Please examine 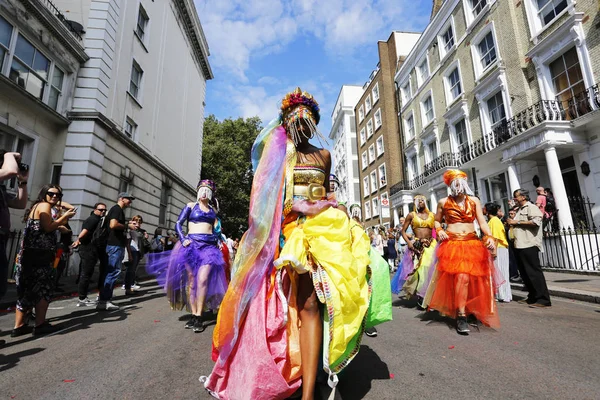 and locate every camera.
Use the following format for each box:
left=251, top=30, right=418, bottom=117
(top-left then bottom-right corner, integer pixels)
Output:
left=18, top=162, right=29, bottom=172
